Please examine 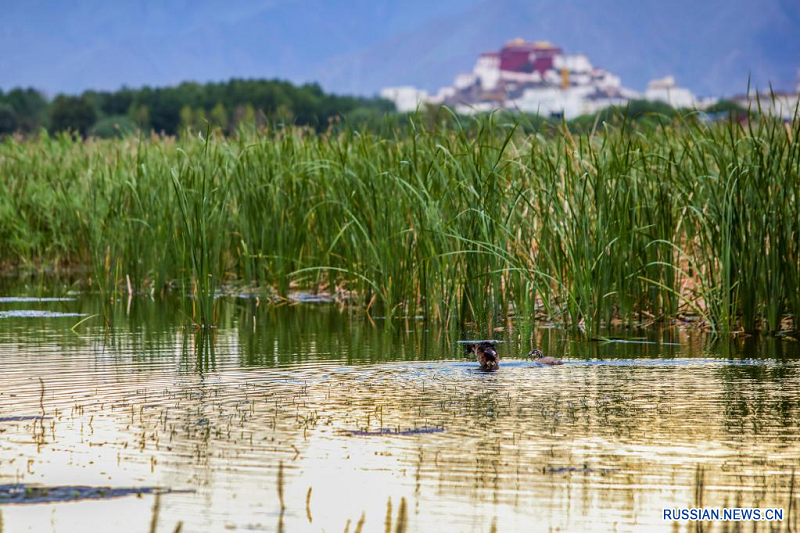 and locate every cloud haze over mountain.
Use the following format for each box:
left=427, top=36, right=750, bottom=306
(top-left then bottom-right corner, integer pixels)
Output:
left=2, top=0, right=798, bottom=97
